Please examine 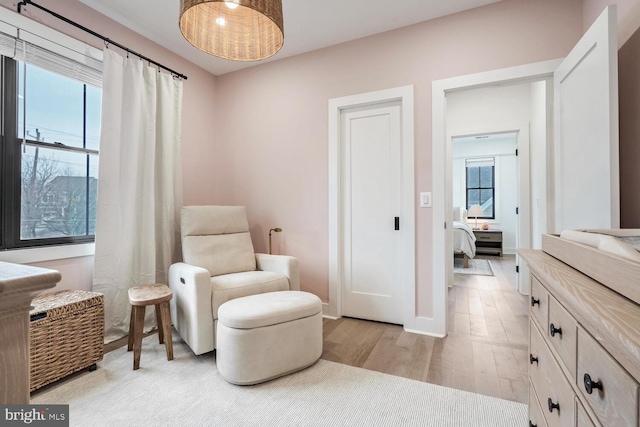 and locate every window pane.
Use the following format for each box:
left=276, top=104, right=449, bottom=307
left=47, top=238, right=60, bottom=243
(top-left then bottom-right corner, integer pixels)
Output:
left=467, top=189, right=480, bottom=209
left=18, top=63, right=84, bottom=148
left=467, top=167, right=479, bottom=188
left=86, top=85, right=101, bottom=151
left=480, top=166, right=493, bottom=187
left=480, top=189, right=494, bottom=217
left=21, top=147, right=95, bottom=239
